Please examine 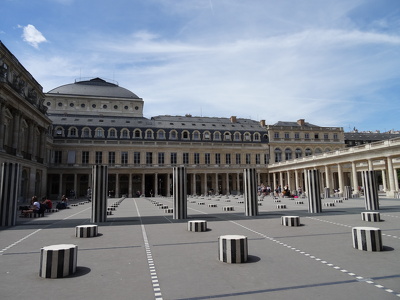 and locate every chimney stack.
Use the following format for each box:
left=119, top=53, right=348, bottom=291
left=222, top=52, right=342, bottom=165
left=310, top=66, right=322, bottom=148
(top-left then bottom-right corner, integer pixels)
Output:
left=260, top=120, right=266, bottom=127
left=297, top=119, right=305, bottom=126
left=230, top=116, right=237, bottom=123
